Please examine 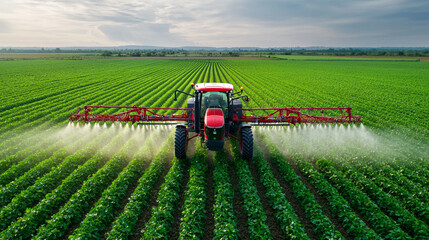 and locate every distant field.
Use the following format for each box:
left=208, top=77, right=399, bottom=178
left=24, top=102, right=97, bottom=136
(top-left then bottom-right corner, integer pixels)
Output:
left=0, top=53, right=100, bottom=60
left=0, top=58, right=427, bottom=239
left=268, top=54, right=425, bottom=61
left=2, top=52, right=427, bottom=61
